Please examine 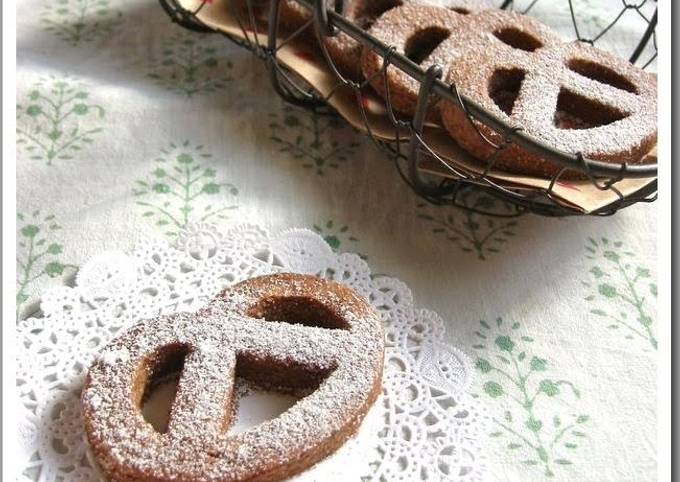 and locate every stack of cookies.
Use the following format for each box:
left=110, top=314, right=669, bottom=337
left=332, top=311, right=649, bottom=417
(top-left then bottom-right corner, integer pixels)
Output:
left=279, top=0, right=657, bottom=178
